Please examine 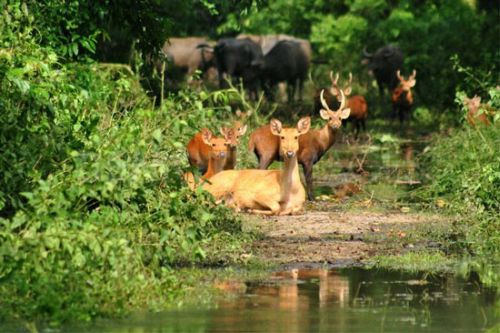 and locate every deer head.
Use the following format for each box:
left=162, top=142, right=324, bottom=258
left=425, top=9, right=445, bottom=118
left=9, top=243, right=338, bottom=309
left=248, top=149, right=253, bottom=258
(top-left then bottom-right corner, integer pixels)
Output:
left=201, top=128, right=229, bottom=159
left=270, top=117, right=311, bottom=159
left=329, top=71, right=352, bottom=97
left=396, top=70, right=416, bottom=91
left=220, top=121, right=247, bottom=148
left=319, top=89, right=351, bottom=129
